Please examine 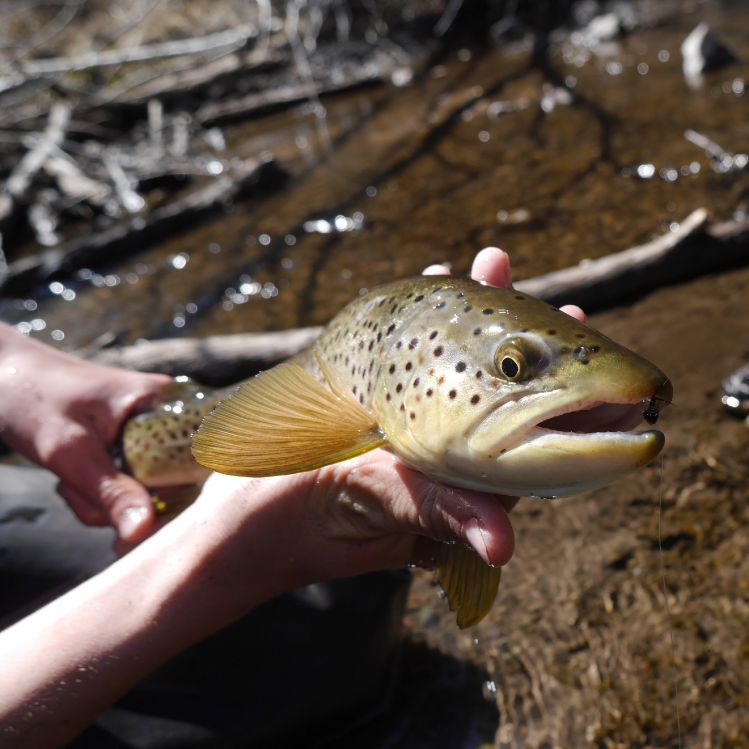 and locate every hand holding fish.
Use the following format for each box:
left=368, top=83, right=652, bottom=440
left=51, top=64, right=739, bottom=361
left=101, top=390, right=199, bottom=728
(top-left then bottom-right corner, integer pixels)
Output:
left=0, top=247, right=670, bottom=748
left=0, top=324, right=171, bottom=542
